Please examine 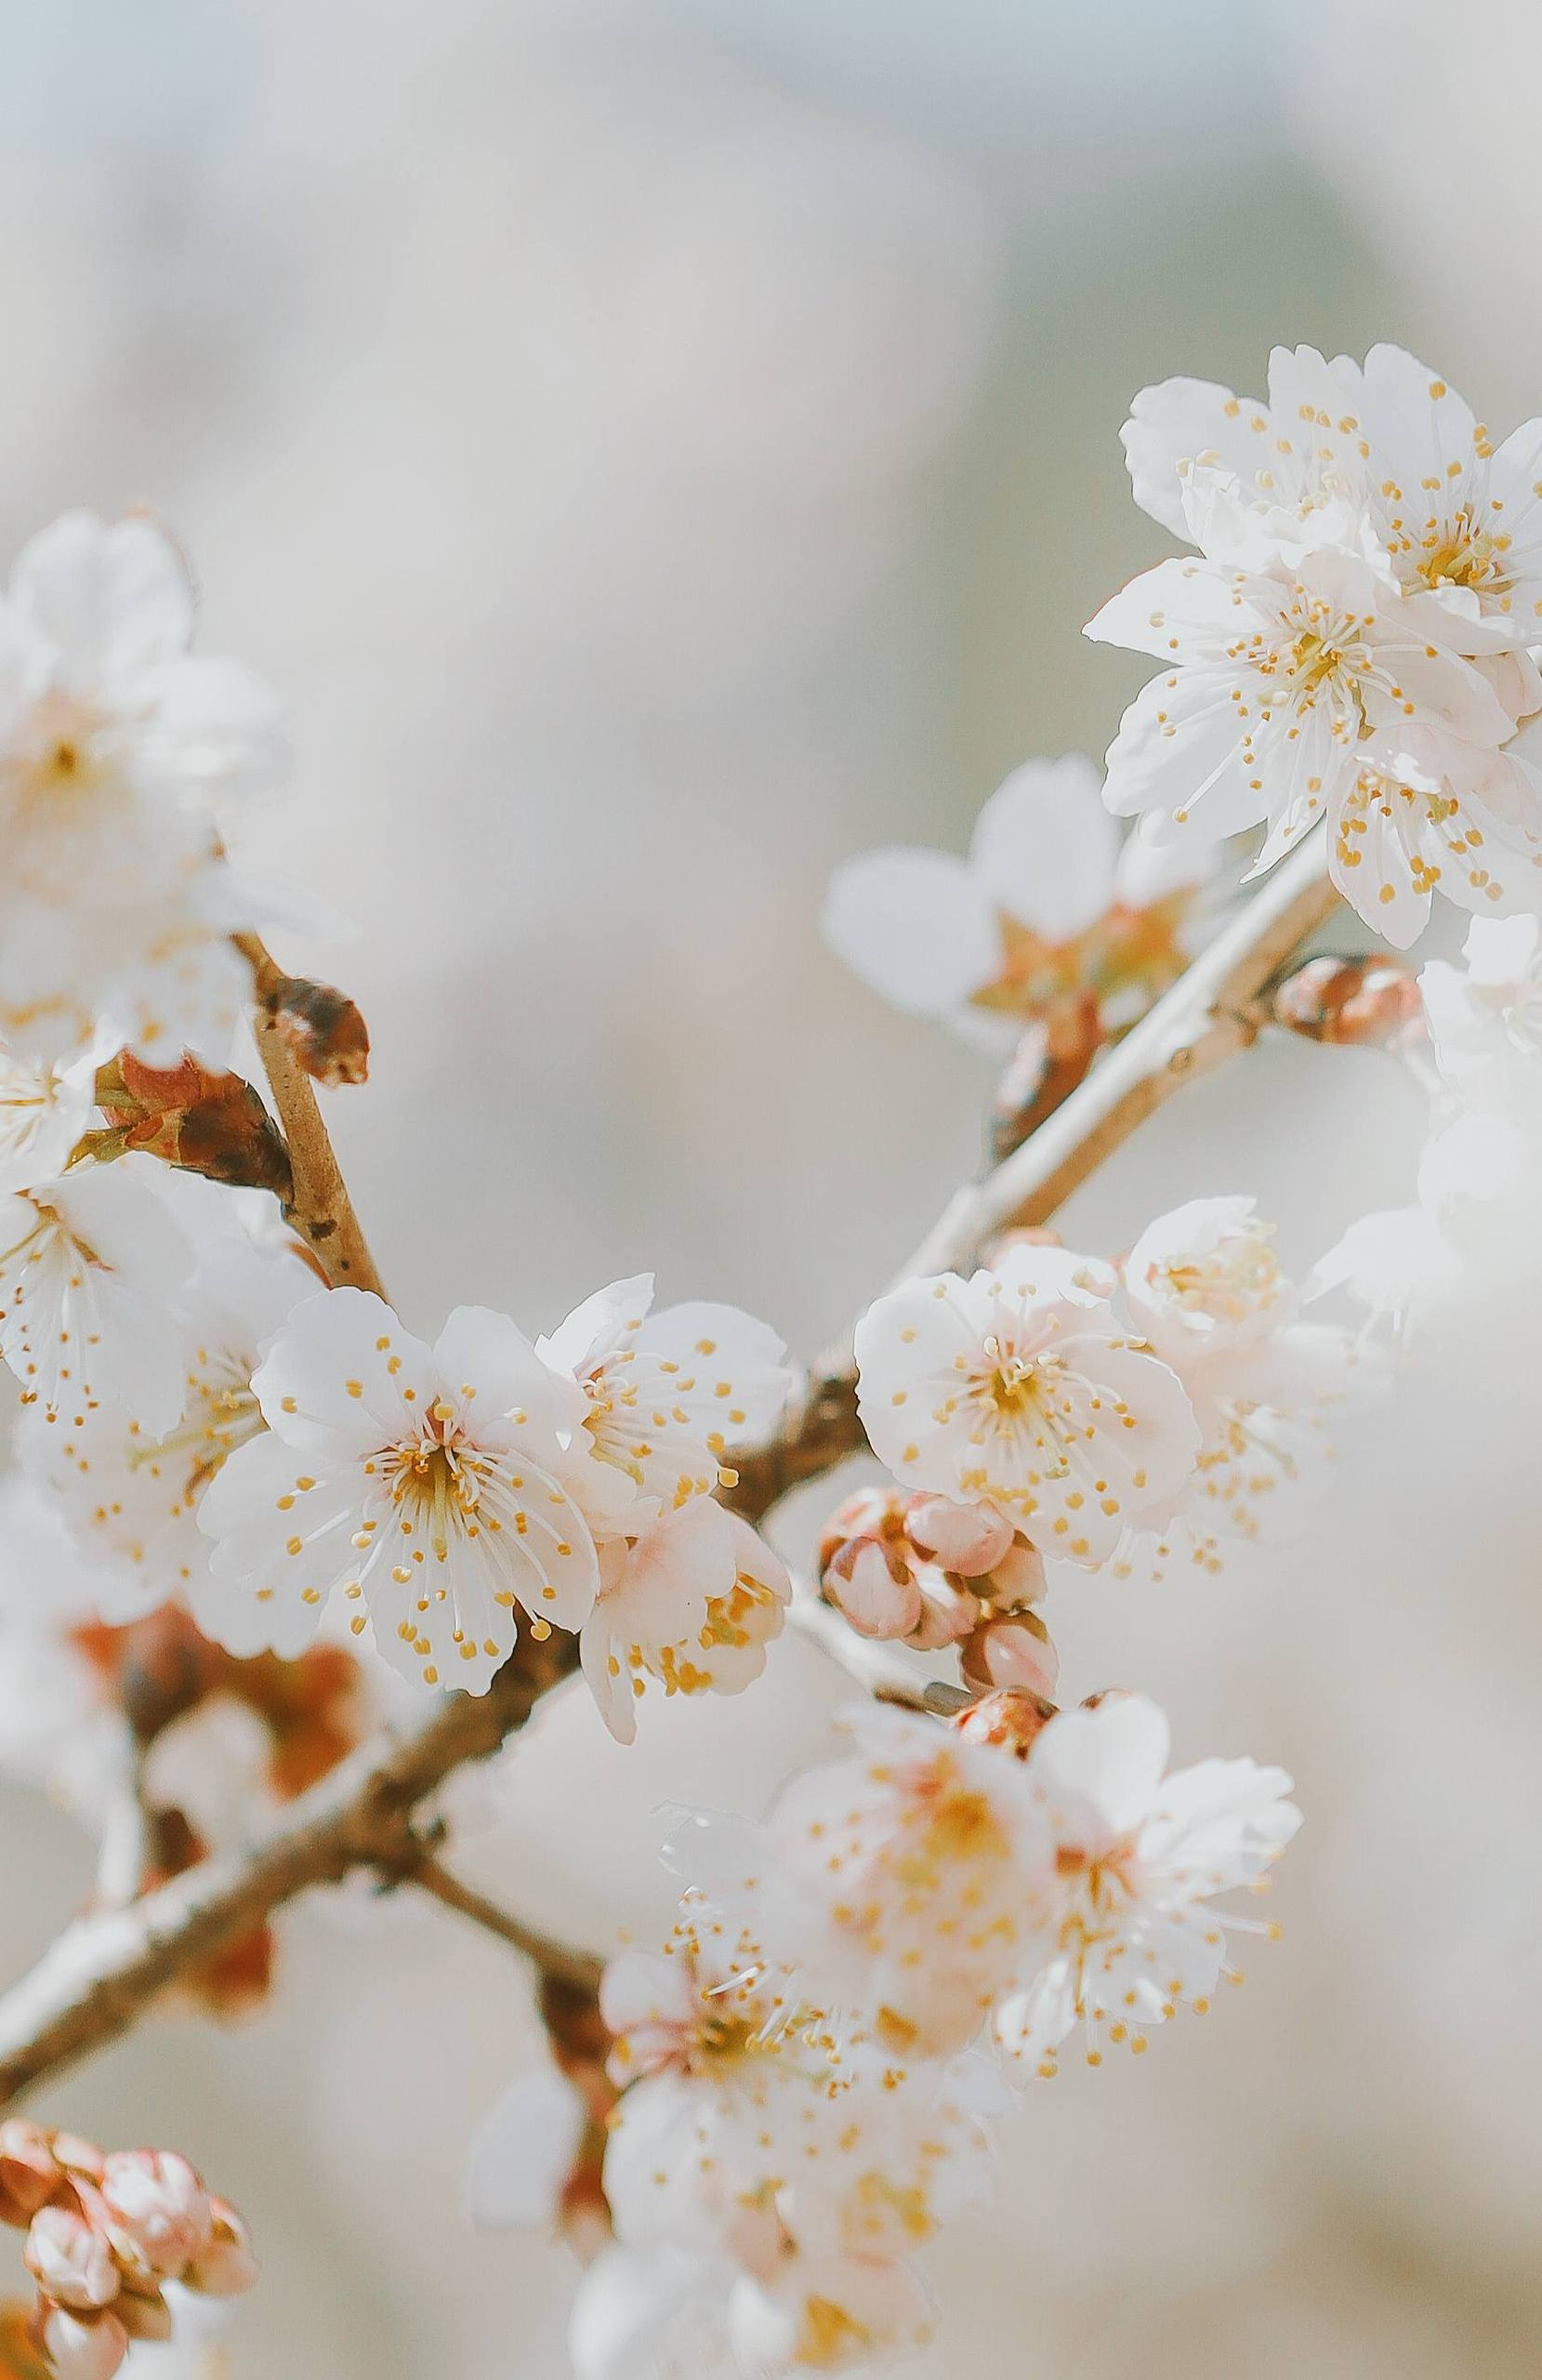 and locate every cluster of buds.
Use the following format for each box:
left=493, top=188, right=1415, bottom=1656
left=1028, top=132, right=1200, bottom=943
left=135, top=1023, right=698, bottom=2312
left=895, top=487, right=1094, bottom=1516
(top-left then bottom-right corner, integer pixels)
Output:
left=0, top=2126, right=254, bottom=2378
left=818, top=1487, right=1058, bottom=1696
